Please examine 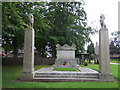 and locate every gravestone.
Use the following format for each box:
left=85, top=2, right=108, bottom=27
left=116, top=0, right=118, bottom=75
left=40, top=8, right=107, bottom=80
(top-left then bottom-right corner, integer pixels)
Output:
left=54, top=44, right=79, bottom=68
left=94, top=42, right=99, bottom=64
left=20, top=14, right=34, bottom=80
left=99, top=14, right=114, bottom=81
